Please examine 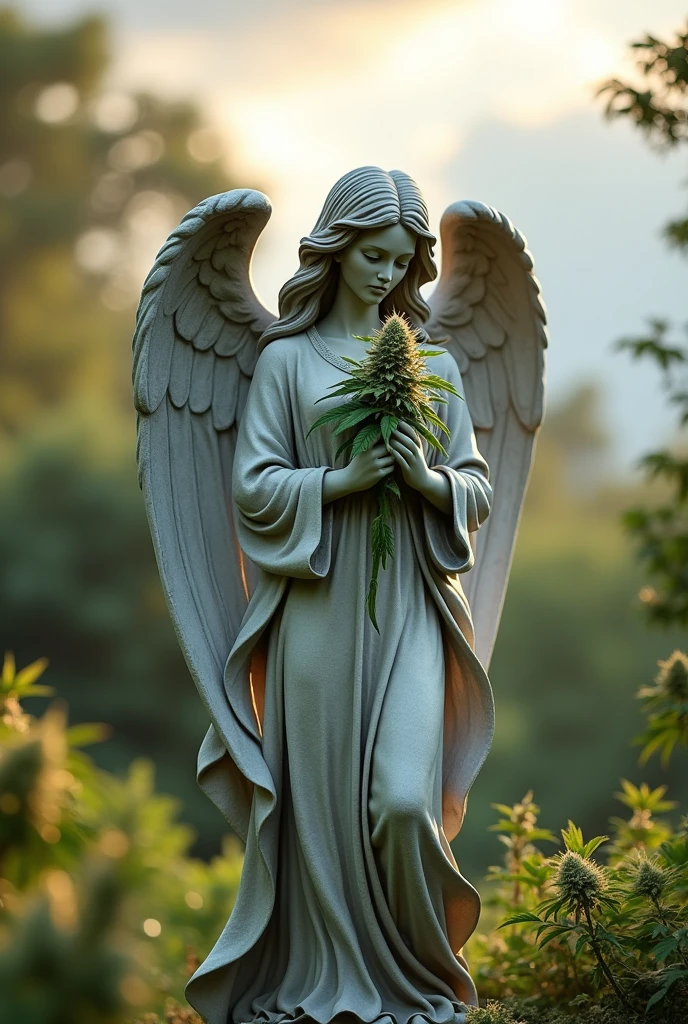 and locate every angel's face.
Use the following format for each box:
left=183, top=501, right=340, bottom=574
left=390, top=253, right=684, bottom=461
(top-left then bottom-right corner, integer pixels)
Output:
left=334, top=222, right=417, bottom=307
